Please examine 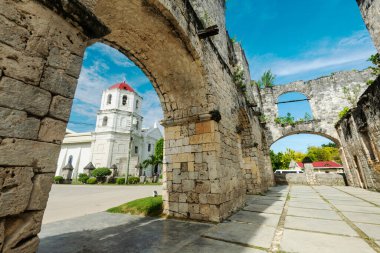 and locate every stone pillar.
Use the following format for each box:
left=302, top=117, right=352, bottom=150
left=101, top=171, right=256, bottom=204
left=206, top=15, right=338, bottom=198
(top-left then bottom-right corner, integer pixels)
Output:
left=162, top=116, right=245, bottom=222
left=0, top=1, right=109, bottom=252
